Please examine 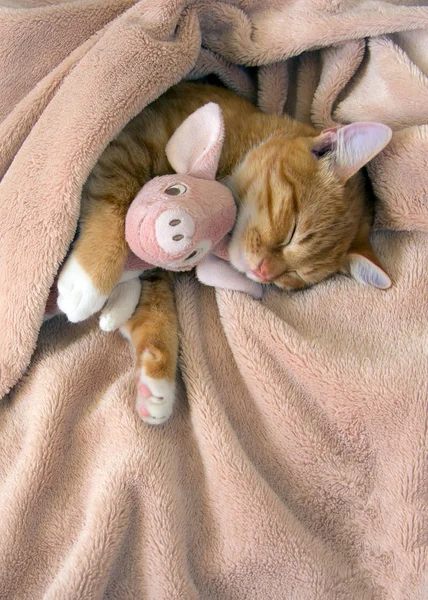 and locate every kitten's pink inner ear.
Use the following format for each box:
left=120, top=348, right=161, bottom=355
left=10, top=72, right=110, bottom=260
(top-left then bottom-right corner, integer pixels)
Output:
left=314, top=122, right=392, bottom=181
left=347, top=253, right=392, bottom=289
left=165, top=102, right=225, bottom=180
